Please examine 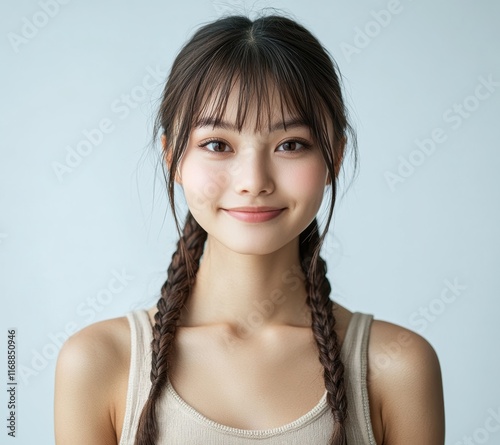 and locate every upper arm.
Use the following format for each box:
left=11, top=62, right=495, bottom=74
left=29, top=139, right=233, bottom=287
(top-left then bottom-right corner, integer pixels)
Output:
left=371, top=322, right=445, bottom=445
left=54, top=324, right=119, bottom=445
